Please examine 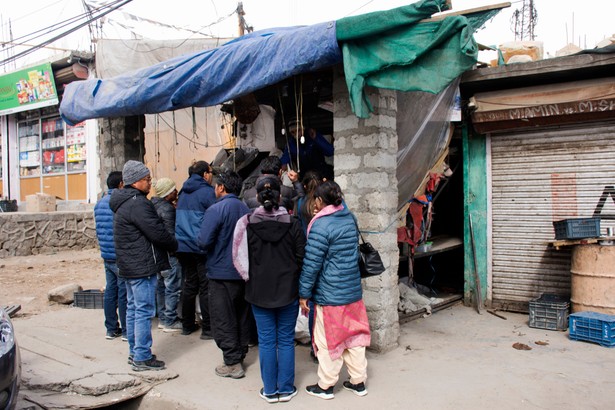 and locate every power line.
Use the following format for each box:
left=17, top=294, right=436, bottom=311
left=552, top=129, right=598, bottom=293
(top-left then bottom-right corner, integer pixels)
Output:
left=0, top=0, right=133, bottom=67
left=6, top=0, right=123, bottom=48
